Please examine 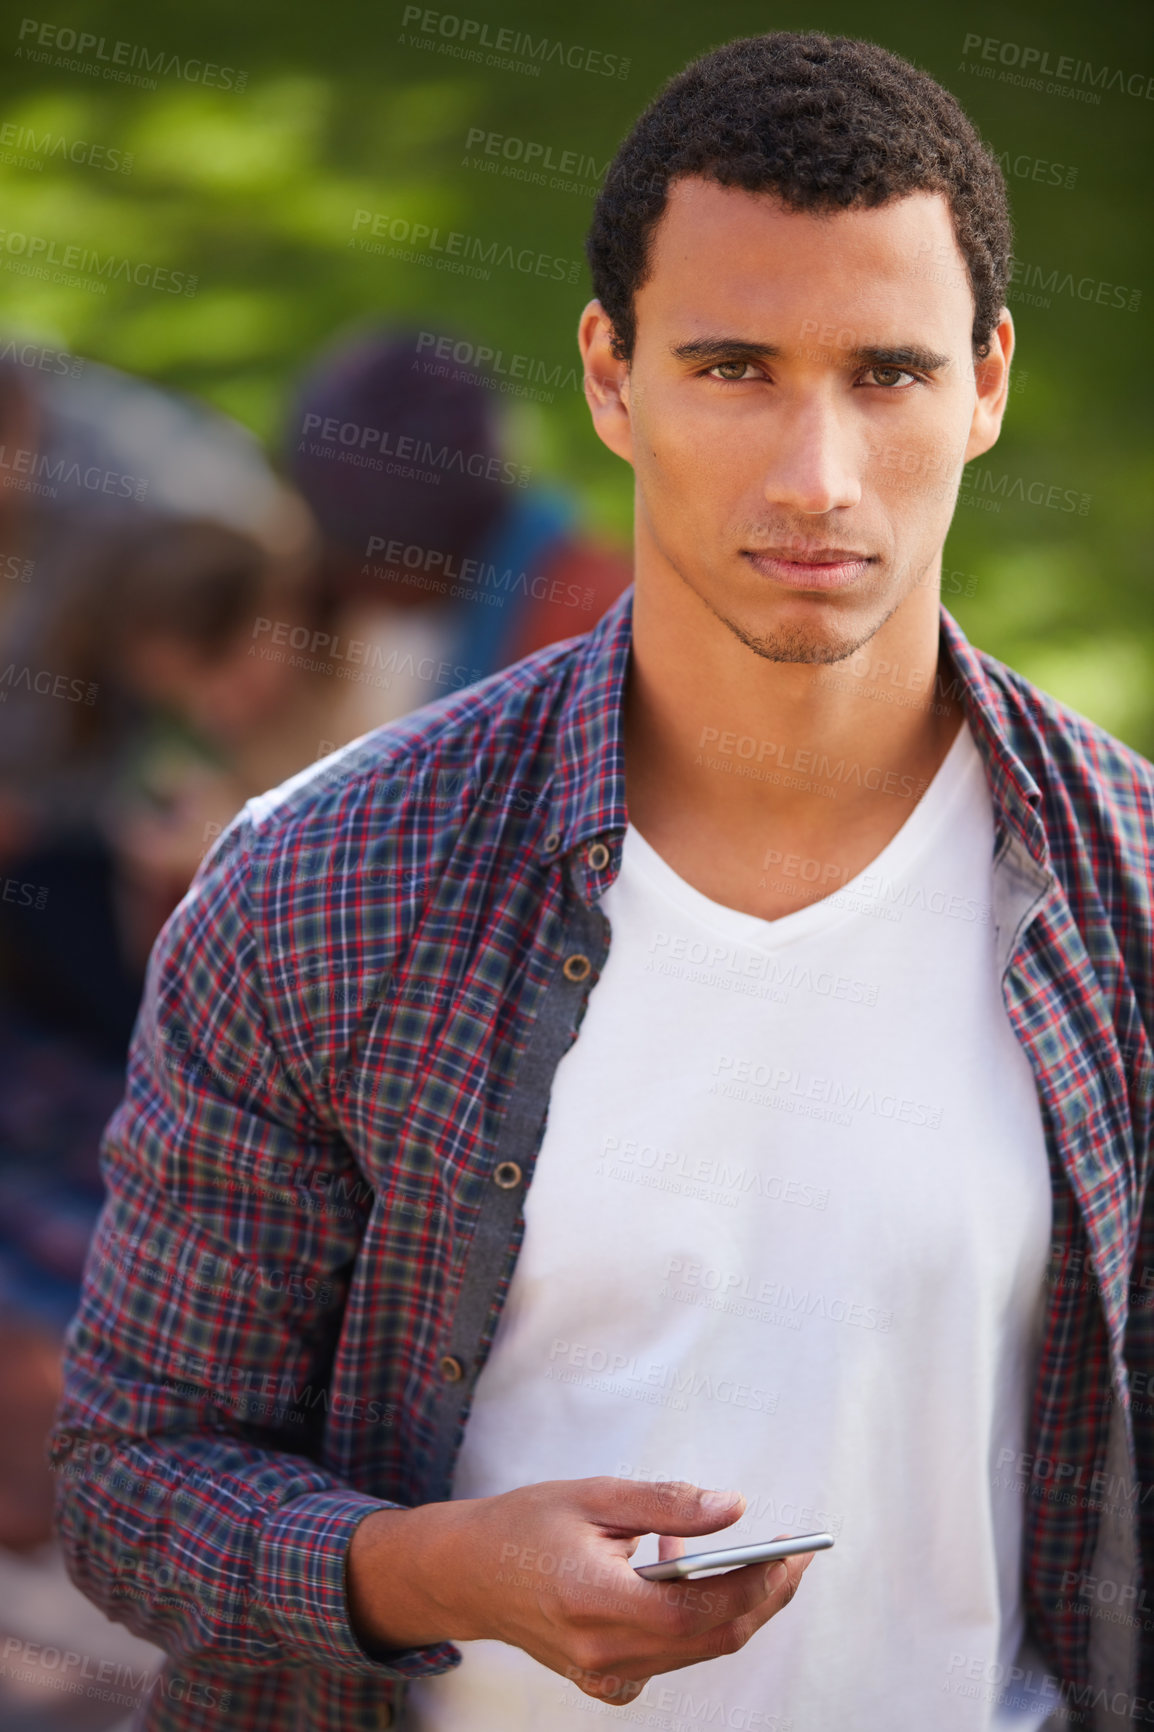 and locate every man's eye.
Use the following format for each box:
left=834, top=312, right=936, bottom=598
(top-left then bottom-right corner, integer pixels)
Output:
left=708, top=360, right=757, bottom=381
left=863, top=366, right=919, bottom=389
